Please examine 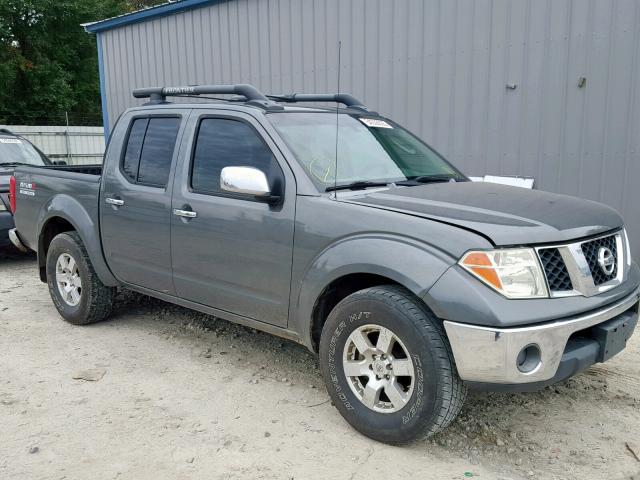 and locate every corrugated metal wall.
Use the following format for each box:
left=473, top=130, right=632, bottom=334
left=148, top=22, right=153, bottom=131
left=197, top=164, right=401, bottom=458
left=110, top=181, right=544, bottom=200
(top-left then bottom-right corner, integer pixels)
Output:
left=98, top=0, right=640, bottom=258
left=0, top=125, right=105, bottom=165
